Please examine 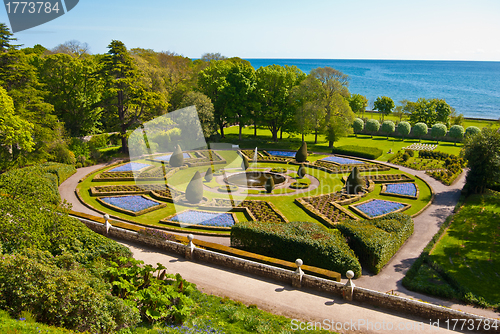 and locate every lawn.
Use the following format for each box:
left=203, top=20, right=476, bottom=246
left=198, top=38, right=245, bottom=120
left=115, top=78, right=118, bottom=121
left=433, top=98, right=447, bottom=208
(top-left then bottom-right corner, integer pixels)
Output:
left=429, top=191, right=500, bottom=305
